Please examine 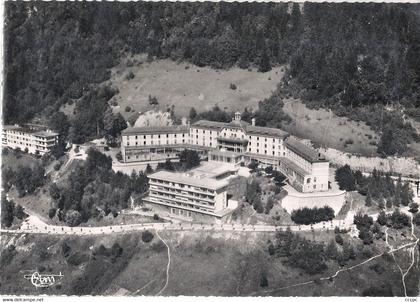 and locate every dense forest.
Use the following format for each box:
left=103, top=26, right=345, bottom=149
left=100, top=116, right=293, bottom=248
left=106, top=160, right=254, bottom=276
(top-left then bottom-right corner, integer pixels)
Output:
left=4, top=2, right=420, bottom=154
